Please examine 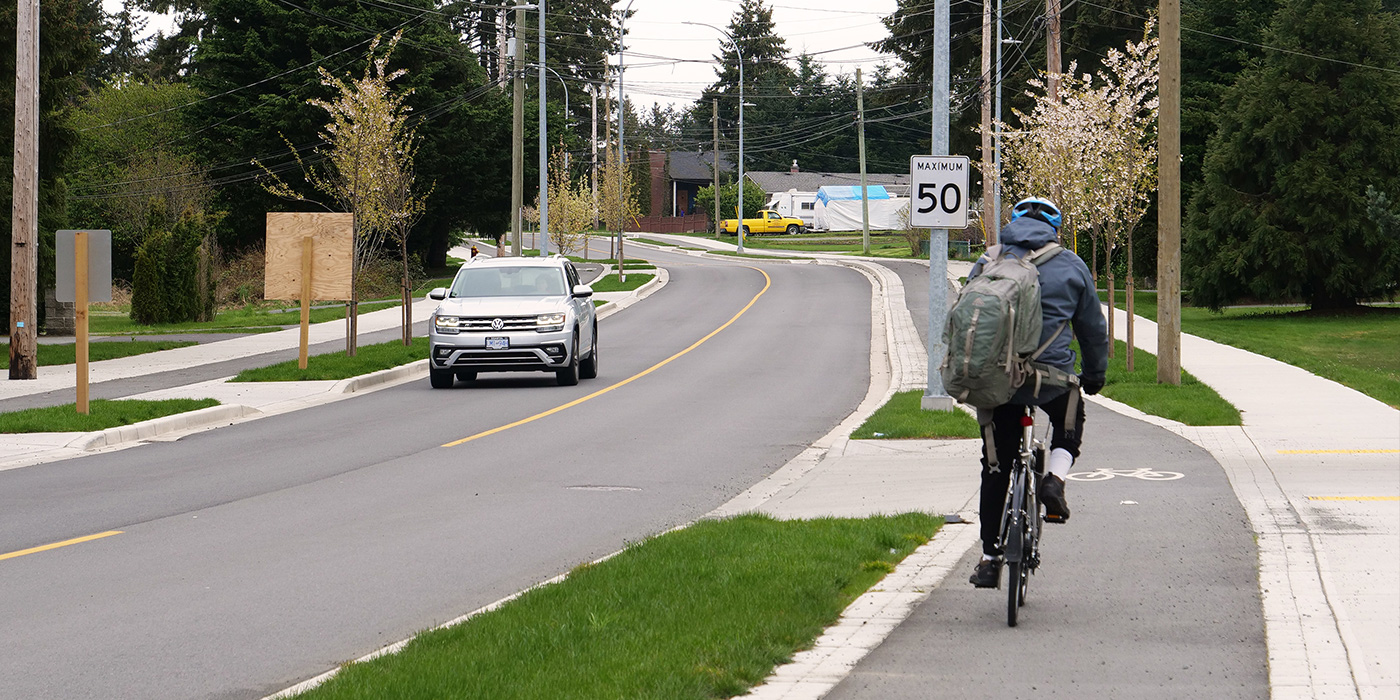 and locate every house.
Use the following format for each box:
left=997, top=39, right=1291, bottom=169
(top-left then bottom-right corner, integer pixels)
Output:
left=666, top=150, right=734, bottom=217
